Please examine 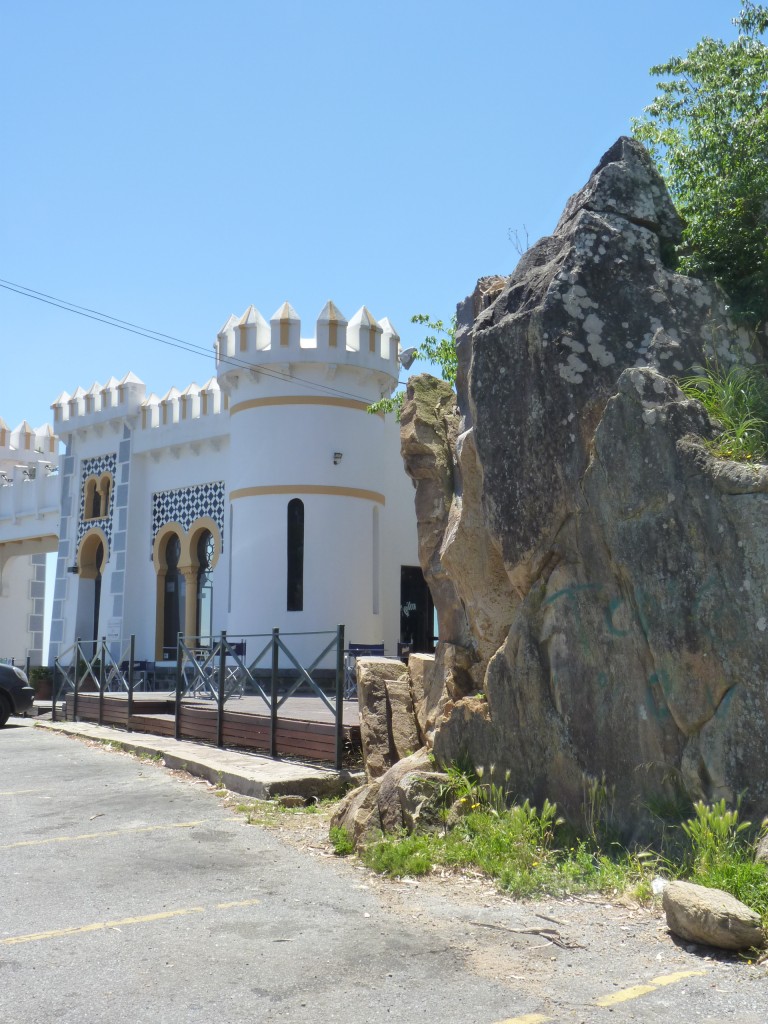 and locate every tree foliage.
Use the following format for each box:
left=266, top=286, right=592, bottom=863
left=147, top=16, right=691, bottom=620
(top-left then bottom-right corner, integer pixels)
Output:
left=632, top=3, right=768, bottom=325
left=368, top=313, right=457, bottom=417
